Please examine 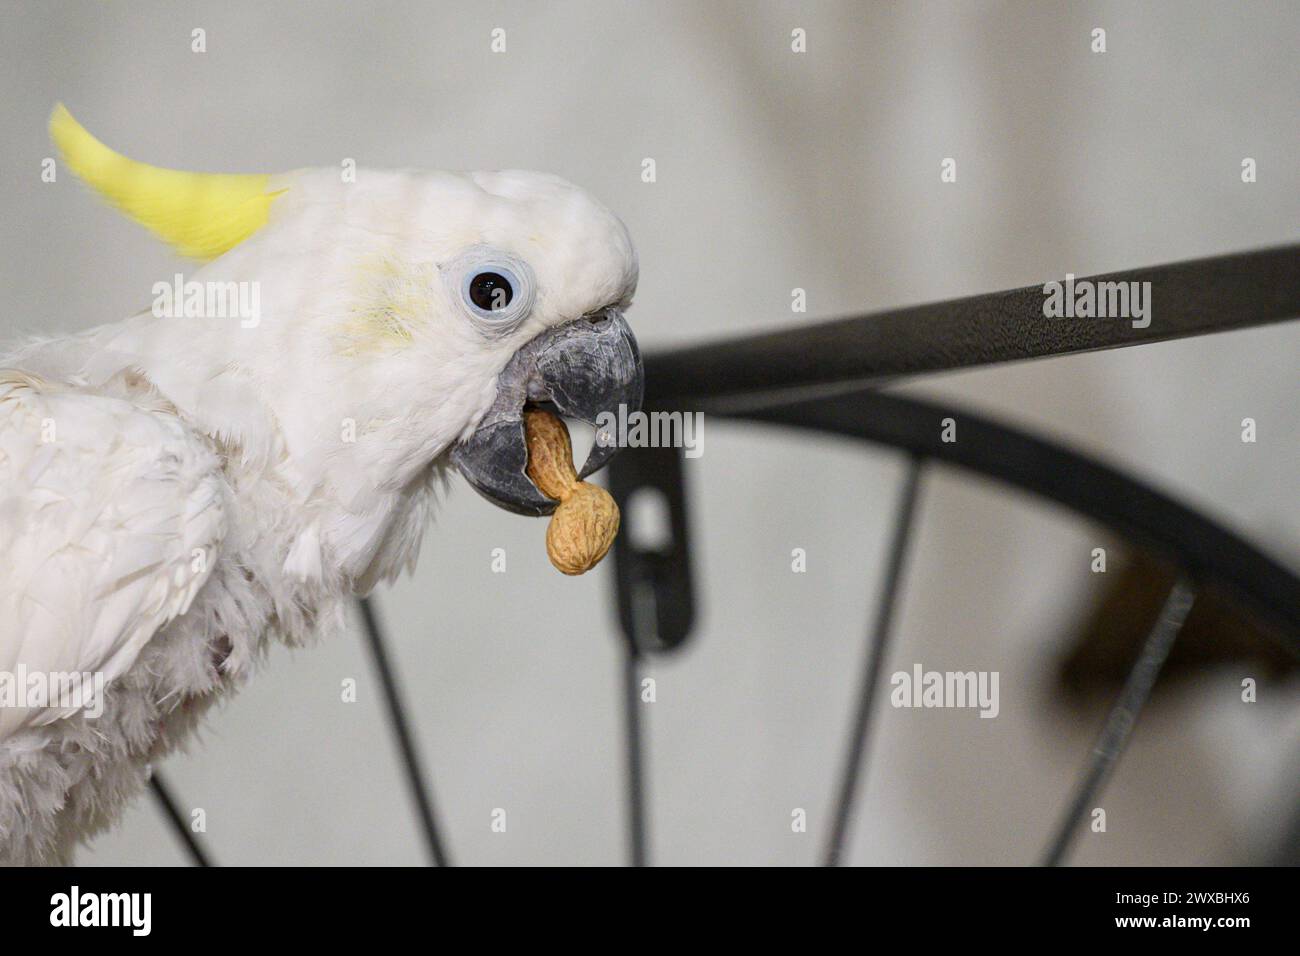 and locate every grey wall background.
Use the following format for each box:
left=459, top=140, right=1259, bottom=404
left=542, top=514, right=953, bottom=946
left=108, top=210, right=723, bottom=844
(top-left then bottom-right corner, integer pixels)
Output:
left=1, top=0, right=1296, bottom=865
